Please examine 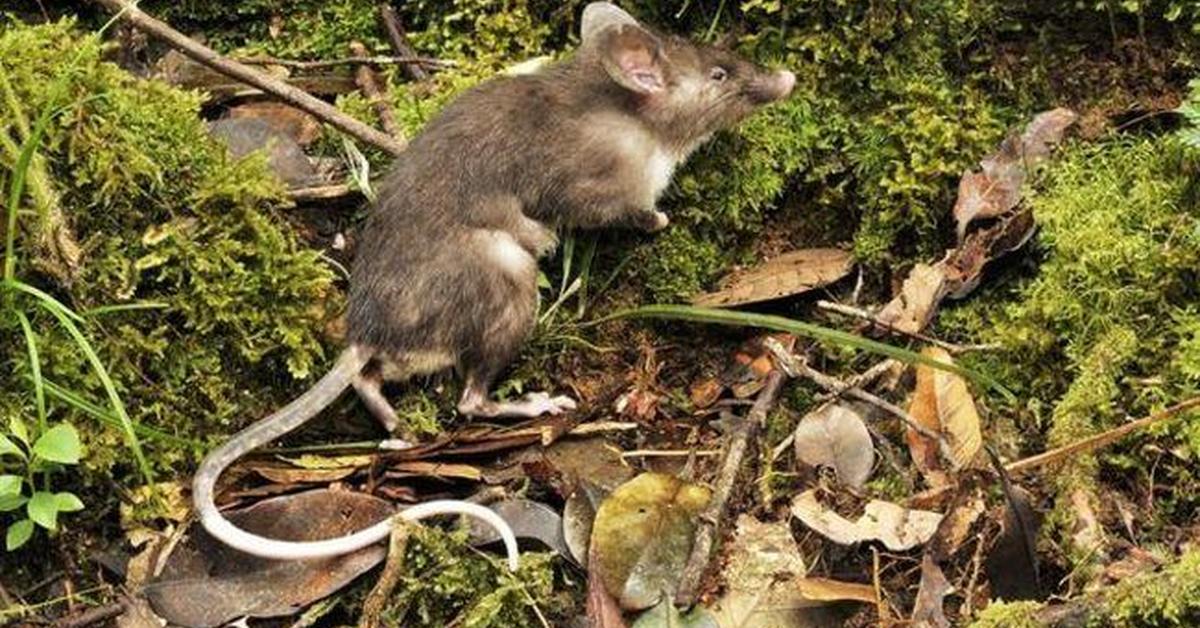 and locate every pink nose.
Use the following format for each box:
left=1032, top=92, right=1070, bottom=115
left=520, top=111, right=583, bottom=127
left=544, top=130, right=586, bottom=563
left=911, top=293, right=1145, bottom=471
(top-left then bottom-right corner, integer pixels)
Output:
left=776, top=70, right=796, bottom=98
